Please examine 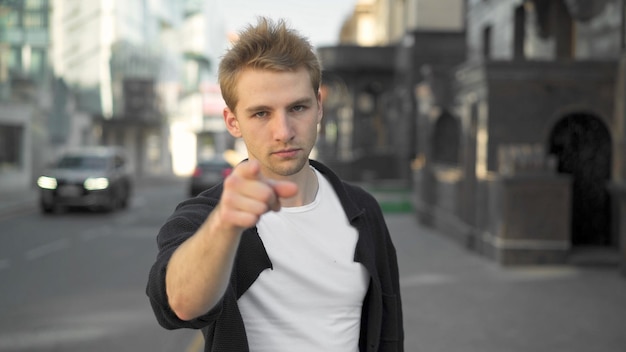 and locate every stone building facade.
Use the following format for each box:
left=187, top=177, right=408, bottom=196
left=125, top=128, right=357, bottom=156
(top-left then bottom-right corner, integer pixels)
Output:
left=316, top=46, right=398, bottom=182
left=317, top=0, right=465, bottom=183
left=411, top=0, right=626, bottom=267
left=320, top=0, right=626, bottom=270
